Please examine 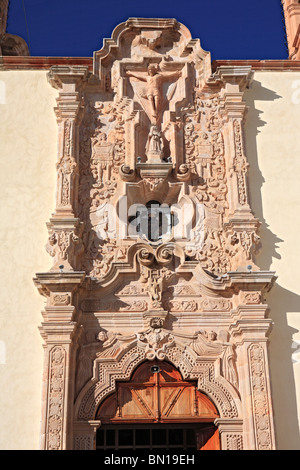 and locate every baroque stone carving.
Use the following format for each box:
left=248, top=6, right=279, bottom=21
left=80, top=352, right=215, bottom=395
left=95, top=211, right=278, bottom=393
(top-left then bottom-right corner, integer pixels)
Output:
left=76, top=337, right=241, bottom=423
left=36, top=18, right=277, bottom=450
left=190, top=330, right=238, bottom=390
left=137, top=317, right=175, bottom=360
left=126, top=64, right=182, bottom=126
